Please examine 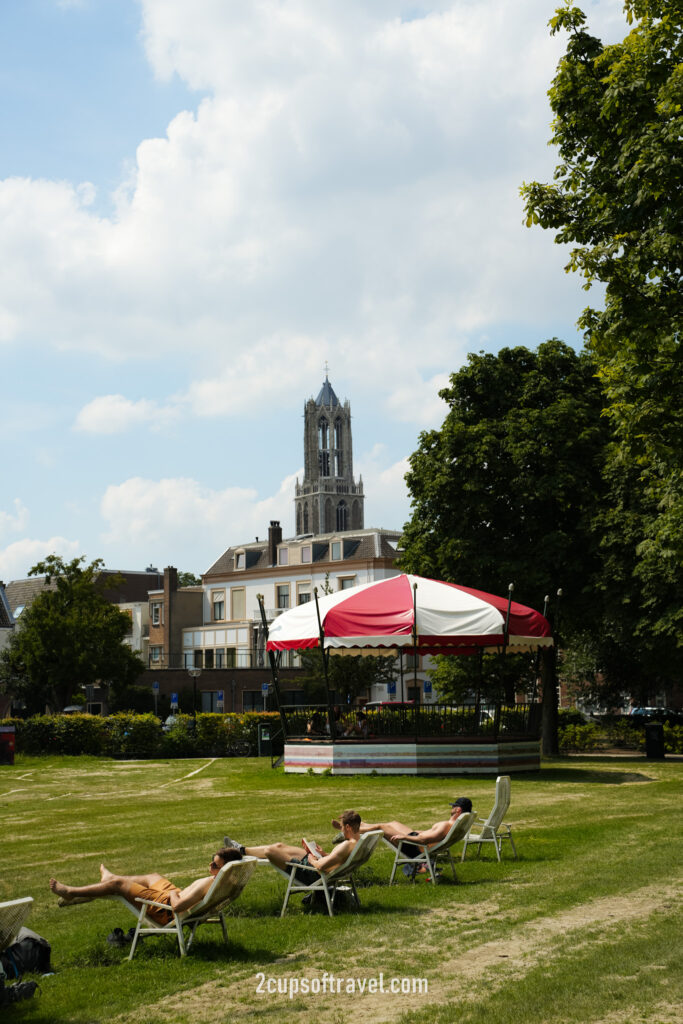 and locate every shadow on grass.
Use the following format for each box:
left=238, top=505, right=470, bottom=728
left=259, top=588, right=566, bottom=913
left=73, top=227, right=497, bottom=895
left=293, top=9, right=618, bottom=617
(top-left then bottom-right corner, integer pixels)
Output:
left=66, top=936, right=279, bottom=967
left=522, top=766, right=654, bottom=785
